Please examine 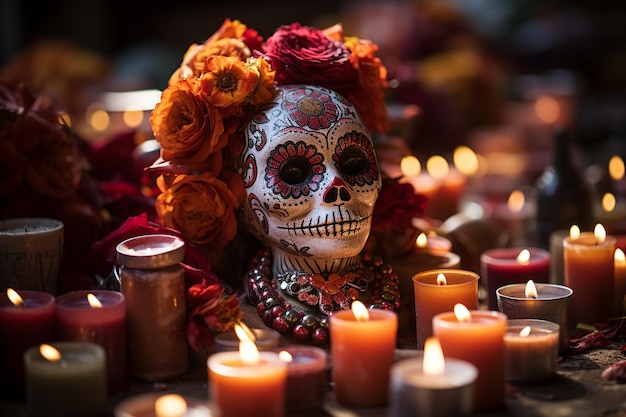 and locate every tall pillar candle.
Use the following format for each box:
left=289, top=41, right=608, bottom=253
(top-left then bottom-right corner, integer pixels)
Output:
left=330, top=302, right=398, bottom=406
left=0, top=289, right=55, bottom=397
left=413, top=269, right=479, bottom=349
left=24, top=342, right=107, bottom=417
left=563, top=228, right=616, bottom=326
left=116, top=234, right=188, bottom=381
left=433, top=306, right=507, bottom=411
left=55, top=289, right=126, bottom=390
left=480, top=247, right=551, bottom=310
left=549, top=229, right=569, bottom=284
left=496, top=281, right=572, bottom=352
